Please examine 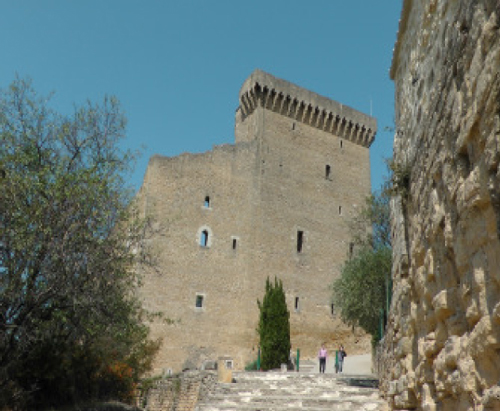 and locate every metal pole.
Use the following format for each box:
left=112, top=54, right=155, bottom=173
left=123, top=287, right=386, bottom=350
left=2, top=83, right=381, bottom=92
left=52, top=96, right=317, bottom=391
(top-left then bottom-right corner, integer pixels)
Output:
left=380, top=308, right=385, bottom=339
left=296, top=348, right=300, bottom=372
left=257, top=346, right=261, bottom=371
